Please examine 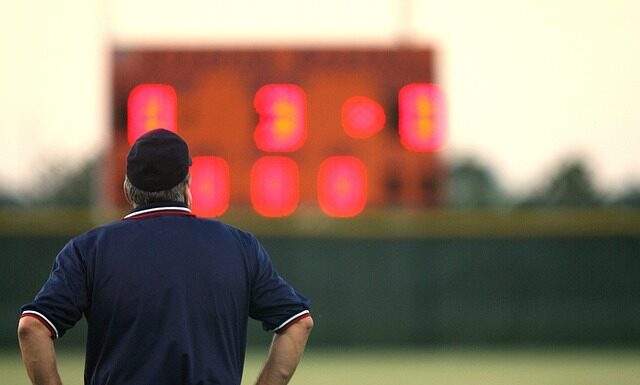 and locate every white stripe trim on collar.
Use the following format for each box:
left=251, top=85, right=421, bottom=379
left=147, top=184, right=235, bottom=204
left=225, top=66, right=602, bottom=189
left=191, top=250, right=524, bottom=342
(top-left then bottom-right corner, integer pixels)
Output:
left=274, top=310, right=310, bottom=332
left=22, top=310, right=59, bottom=339
left=124, top=206, right=191, bottom=219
